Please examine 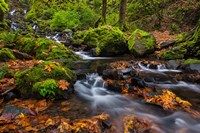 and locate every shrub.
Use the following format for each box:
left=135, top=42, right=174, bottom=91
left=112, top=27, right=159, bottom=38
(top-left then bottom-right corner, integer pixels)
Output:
left=50, top=10, right=80, bottom=31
